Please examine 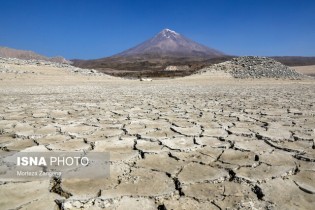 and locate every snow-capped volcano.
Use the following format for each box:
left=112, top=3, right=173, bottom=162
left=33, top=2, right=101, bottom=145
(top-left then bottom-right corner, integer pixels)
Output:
left=116, top=28, right=224, bottom=58
left=72, top=29, right=226, bottom=73
left=159, top=28, right=180, bottom=38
